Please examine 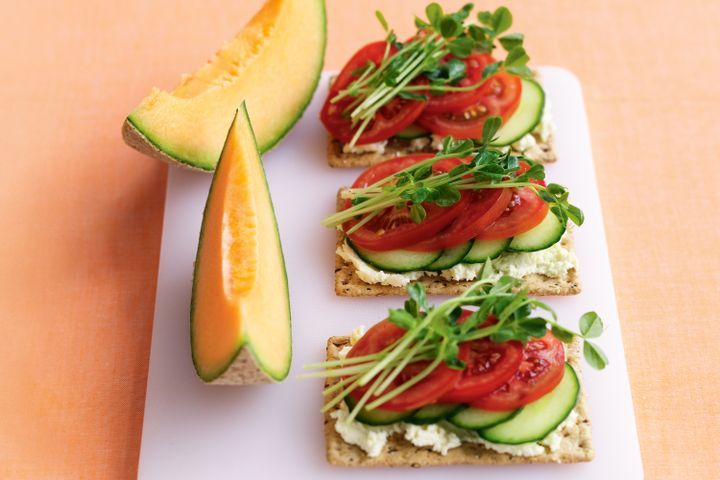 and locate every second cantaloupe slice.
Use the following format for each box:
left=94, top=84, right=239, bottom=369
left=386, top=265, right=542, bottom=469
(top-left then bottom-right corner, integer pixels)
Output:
left=191, top=103, right=291, bottom=384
